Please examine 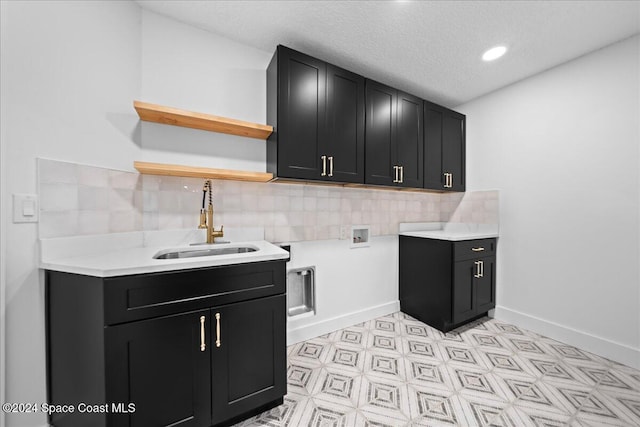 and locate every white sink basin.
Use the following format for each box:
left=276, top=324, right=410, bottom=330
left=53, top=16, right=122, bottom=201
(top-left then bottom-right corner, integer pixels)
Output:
left=153, top=245, right=258, bottom=260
